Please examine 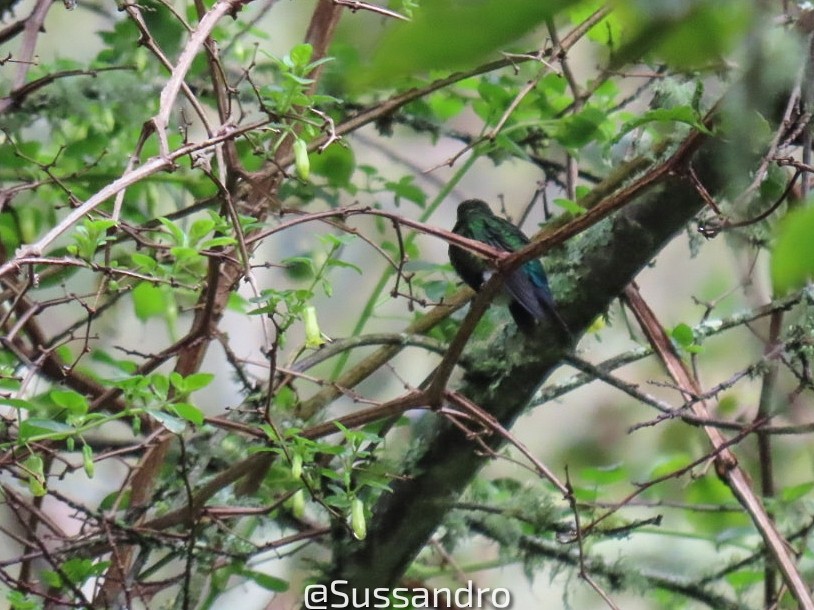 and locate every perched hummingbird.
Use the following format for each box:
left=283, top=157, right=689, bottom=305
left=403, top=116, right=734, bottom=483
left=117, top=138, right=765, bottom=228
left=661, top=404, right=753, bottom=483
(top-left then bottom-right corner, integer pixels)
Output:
left=449, top=199, right=568, bottom=334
